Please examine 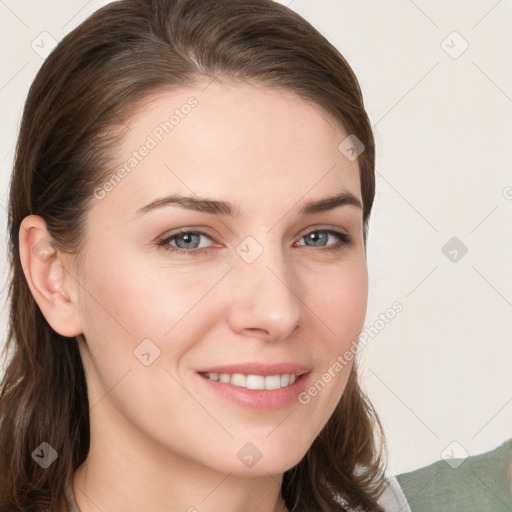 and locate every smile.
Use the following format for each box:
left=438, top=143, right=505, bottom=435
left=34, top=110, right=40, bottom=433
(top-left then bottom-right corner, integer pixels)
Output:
left=200, top=372, right=297, bottom=390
